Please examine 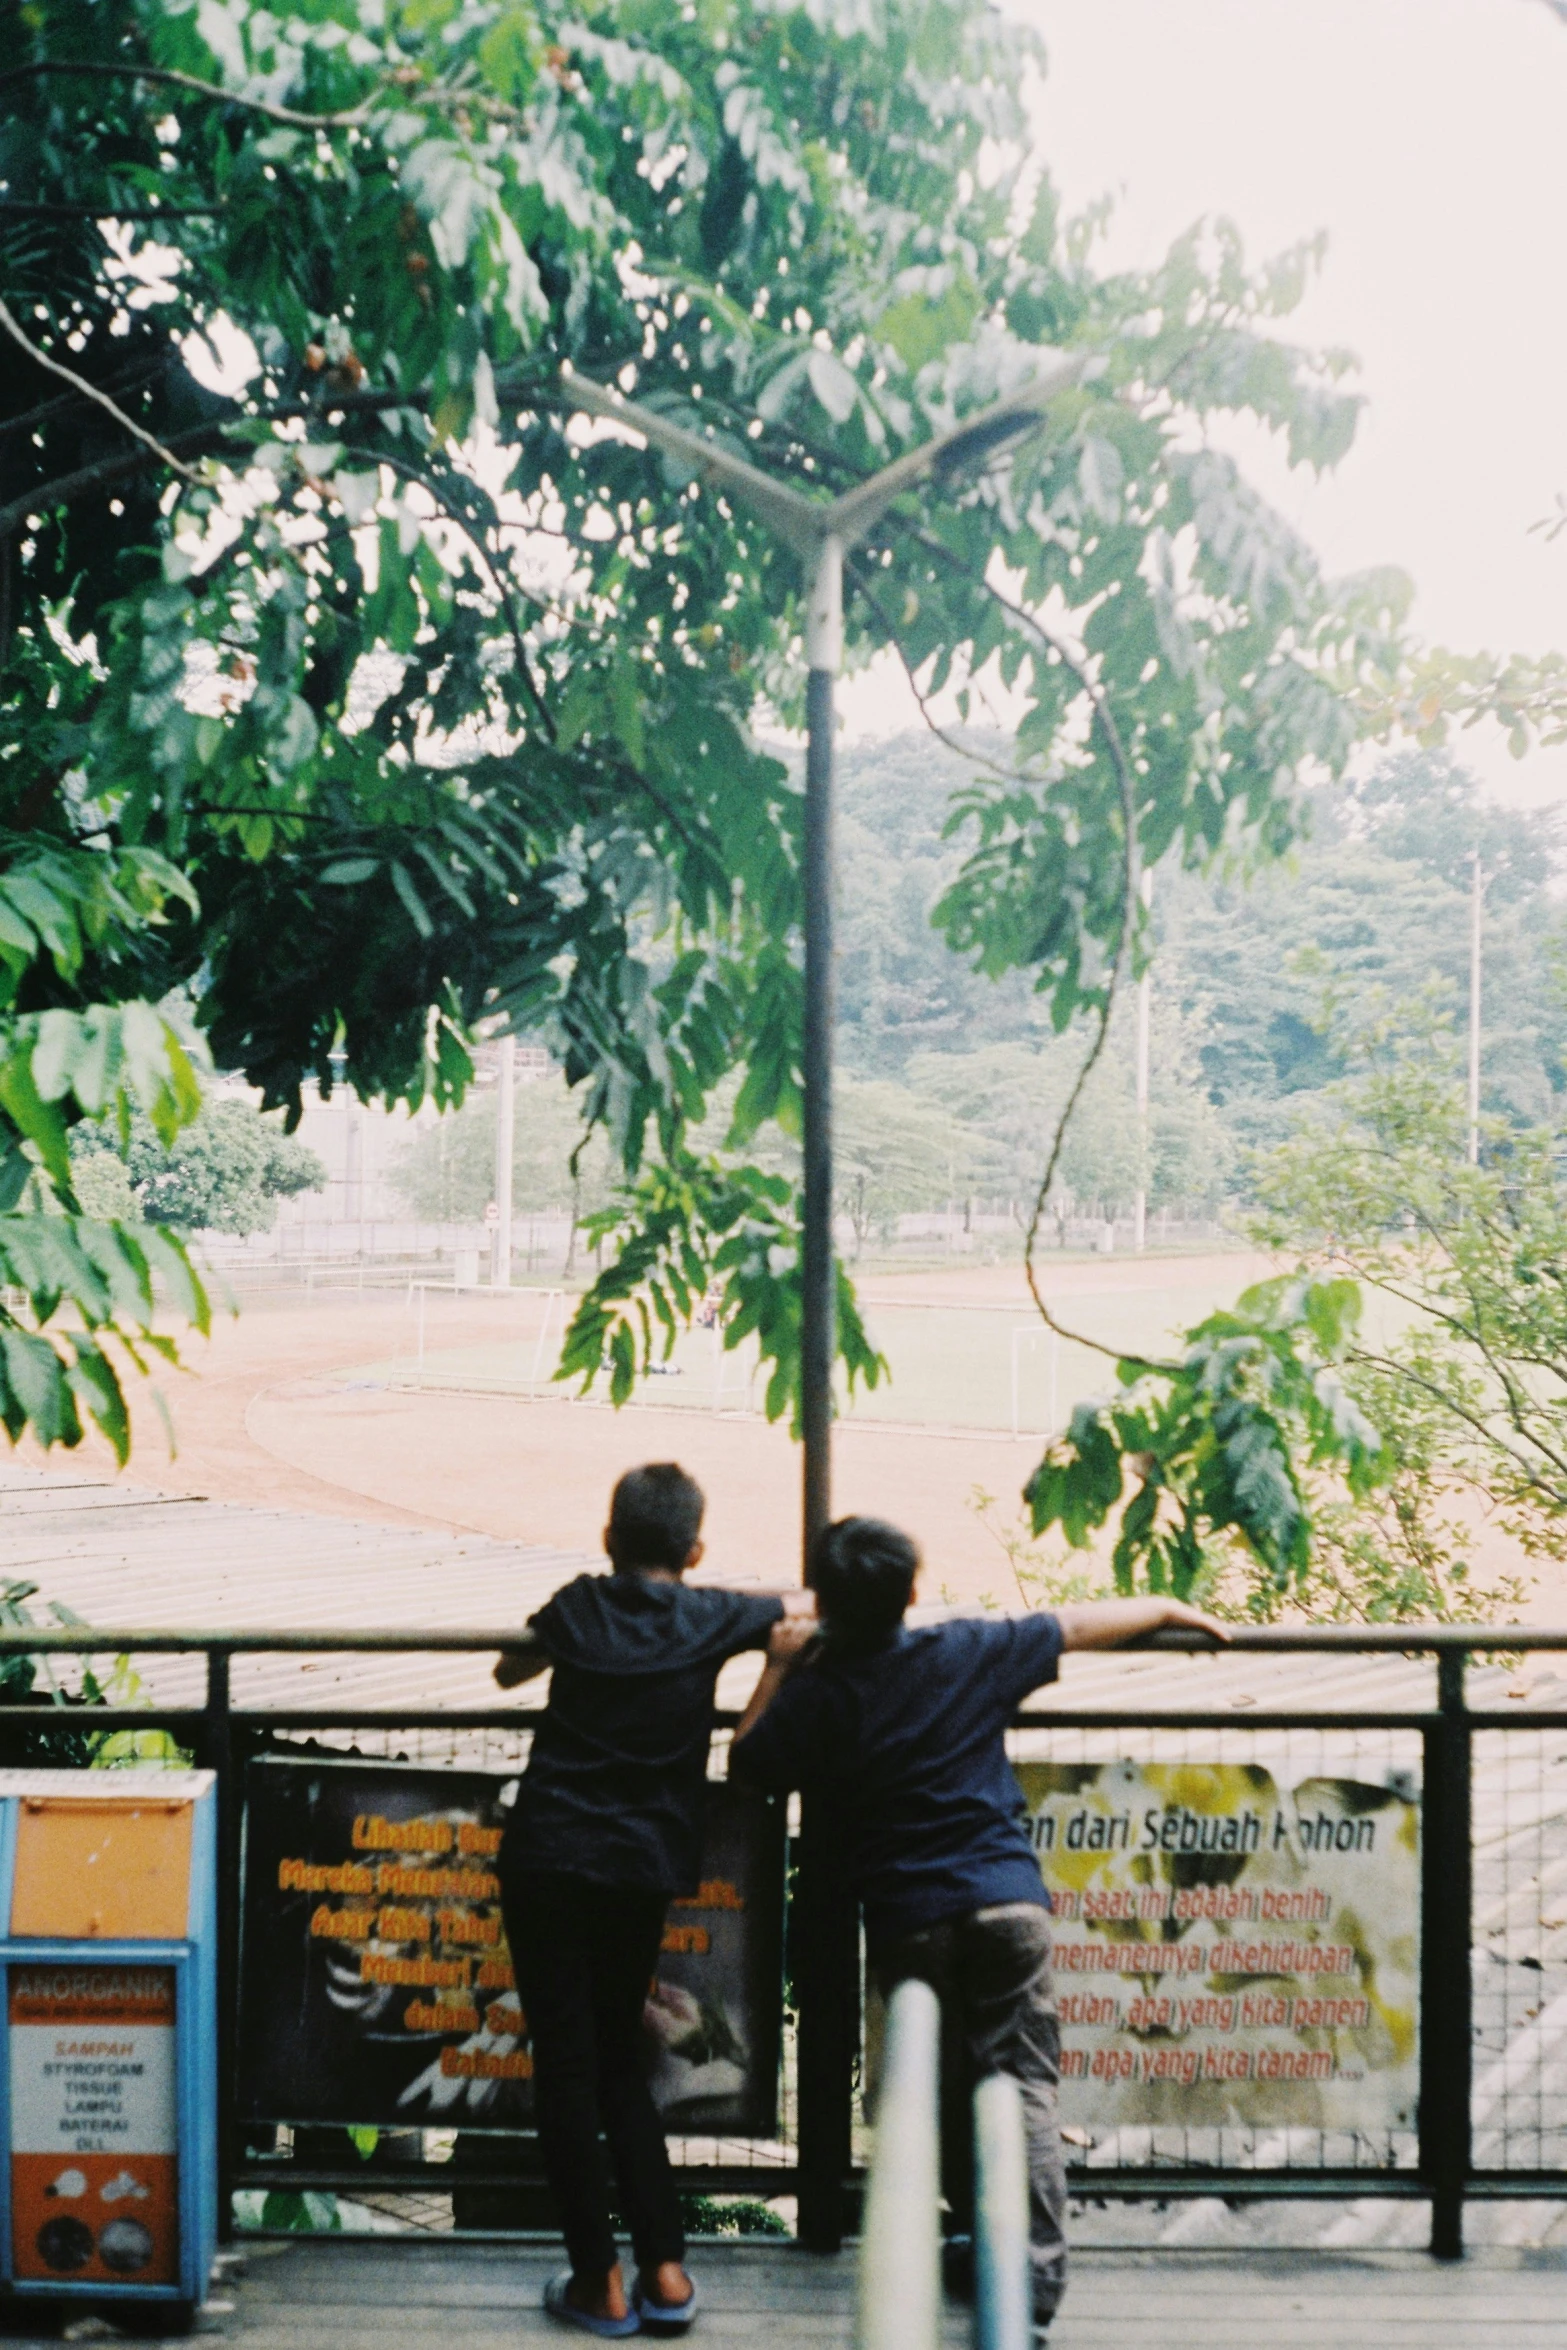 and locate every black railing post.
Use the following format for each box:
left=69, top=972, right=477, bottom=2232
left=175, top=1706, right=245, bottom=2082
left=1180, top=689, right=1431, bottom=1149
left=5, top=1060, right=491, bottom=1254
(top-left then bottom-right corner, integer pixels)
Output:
left=197, top=1646, right=240, bottom=2247
left=795, top=1789, right=857, bottom=2253
left=1420, top=1647, right=1473, bottom=2259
